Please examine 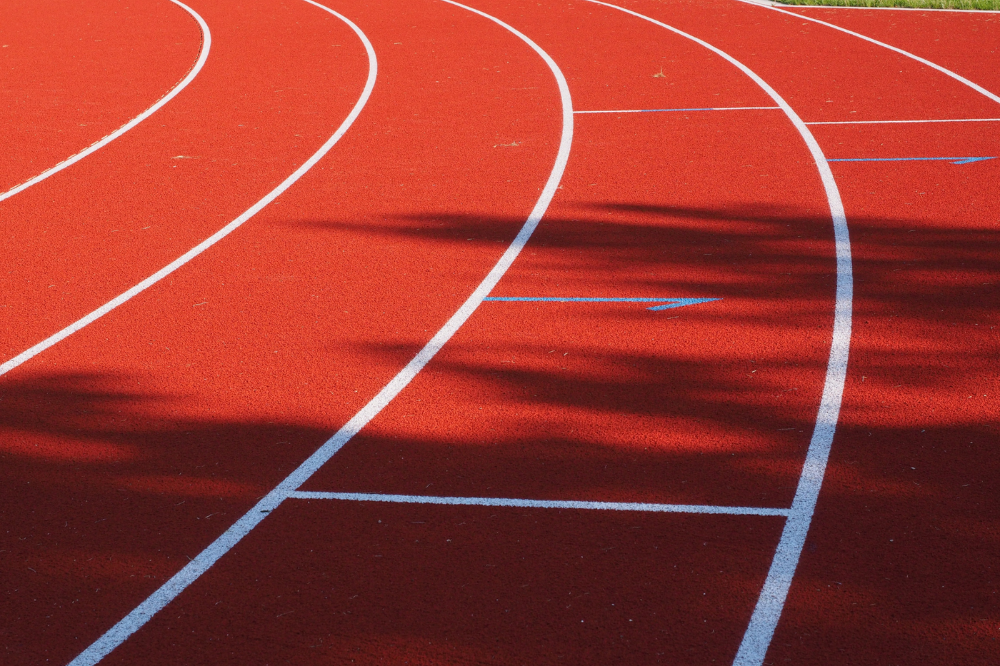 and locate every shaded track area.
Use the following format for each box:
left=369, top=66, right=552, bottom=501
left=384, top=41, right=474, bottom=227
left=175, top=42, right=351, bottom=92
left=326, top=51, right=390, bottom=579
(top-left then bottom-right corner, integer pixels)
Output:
left=618, top=0, right=1000, bottom=662
left=3, top=0, right=559, bottom=662
left=1, top=0, right=997, bottom=665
